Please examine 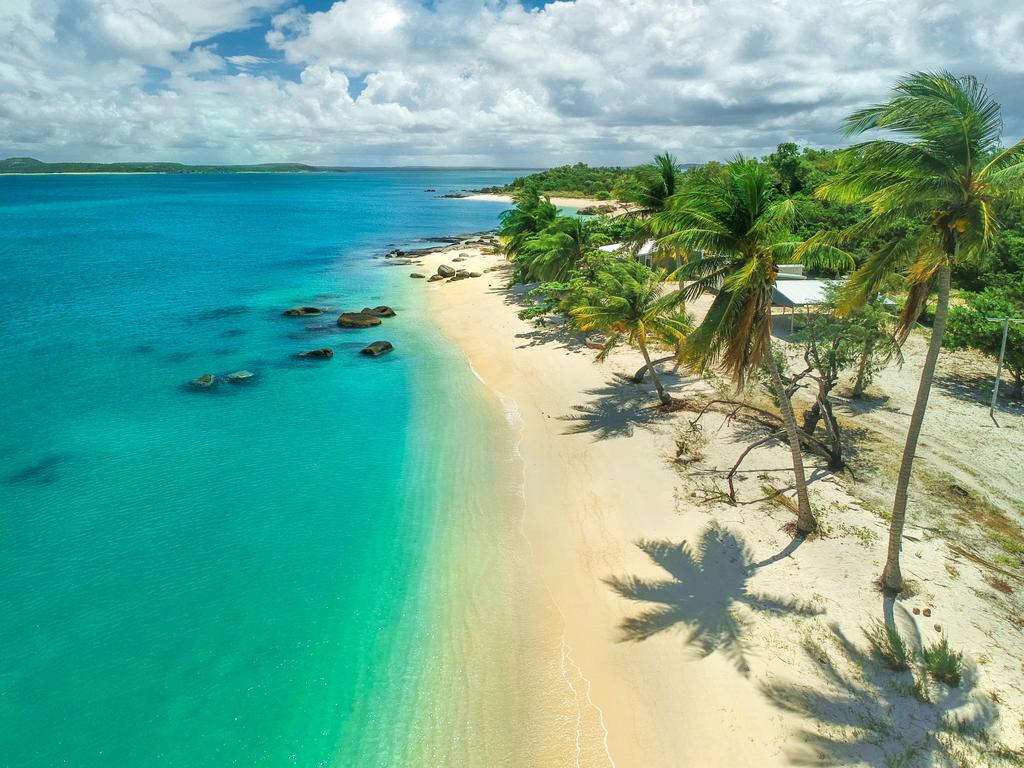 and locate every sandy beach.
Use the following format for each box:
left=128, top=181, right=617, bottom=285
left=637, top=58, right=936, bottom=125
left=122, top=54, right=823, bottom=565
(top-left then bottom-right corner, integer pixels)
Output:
left=462, top=192, right=631, bottom=213
left=396, top=239, right=1024, bottom=766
